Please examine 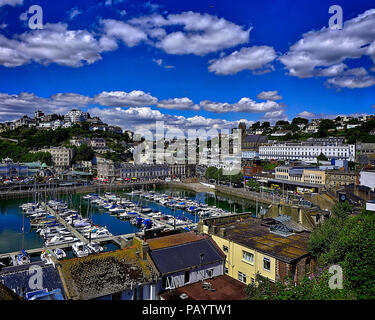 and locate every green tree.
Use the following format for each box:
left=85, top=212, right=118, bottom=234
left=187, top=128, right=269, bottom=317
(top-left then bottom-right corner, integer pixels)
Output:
left=251, top=121, right=261, bottom=130
left=245, top=272, right=353, bottom=300
left=246, top=179, right=260, bottom=191
left=205, top=167, right=219, bottom=180
left=308, top=203, right=375, bottom=299
left=317, top=119, right=335, bottom=137
left=317, top=153, right=328, bottom=161
left=332, top=211, right=375, bottom=299
left=308, top=201, right=352, bottom=263
left=73, top=144, right=95, bottom=163
left=261, top=121, right=270, bottom=129
left=276, top=120, right=289, bottom=127
left=292, top=117, right=309, bottom=126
